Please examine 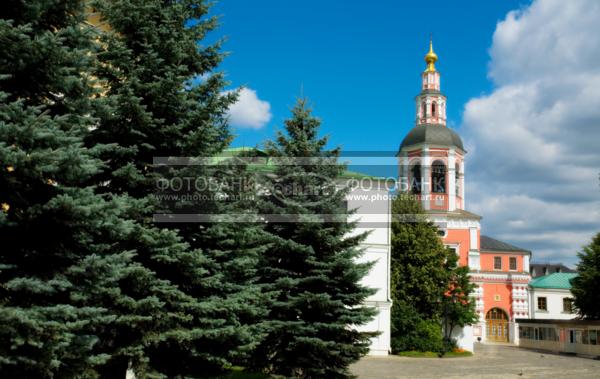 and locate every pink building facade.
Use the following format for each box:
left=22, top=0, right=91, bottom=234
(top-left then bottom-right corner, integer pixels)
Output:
left=398, top=42, right=532, bottom=345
